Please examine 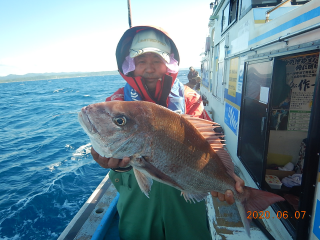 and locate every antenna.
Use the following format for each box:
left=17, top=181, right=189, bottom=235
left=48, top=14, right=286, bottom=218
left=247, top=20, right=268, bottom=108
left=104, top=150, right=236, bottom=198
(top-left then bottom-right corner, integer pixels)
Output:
left=127, top=0, right=132, bottom=28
